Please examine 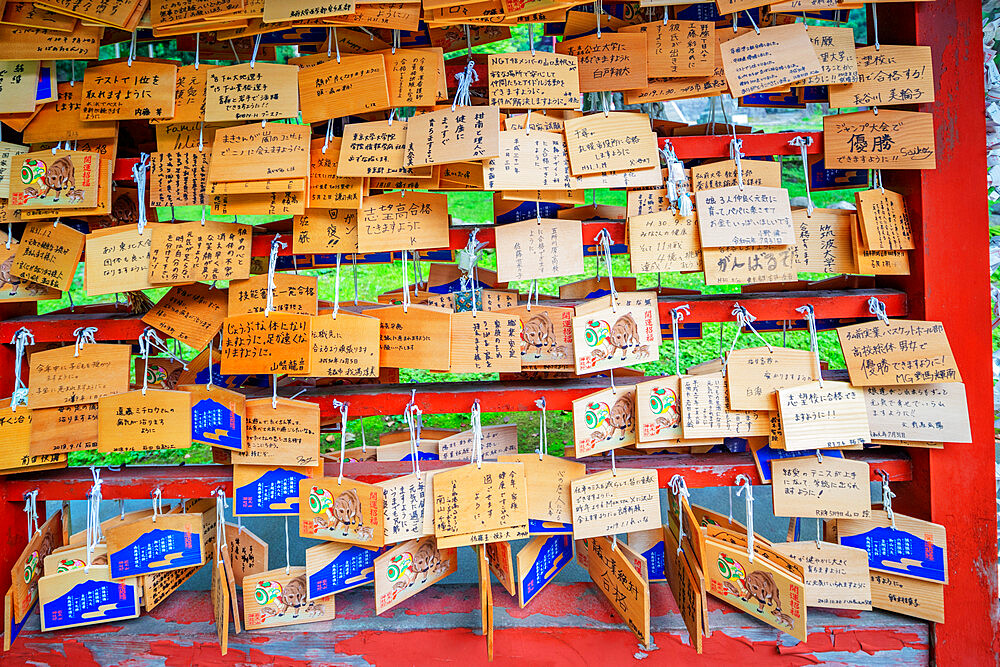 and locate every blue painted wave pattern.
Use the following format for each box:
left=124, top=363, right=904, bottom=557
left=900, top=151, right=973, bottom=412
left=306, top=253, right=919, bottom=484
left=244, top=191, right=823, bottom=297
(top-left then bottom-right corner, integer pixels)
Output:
left=42, top=579, right=138, bottom=630
left=841, top=526, right=946, bottom=583
left=109, top=528, right=202, bottom=578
